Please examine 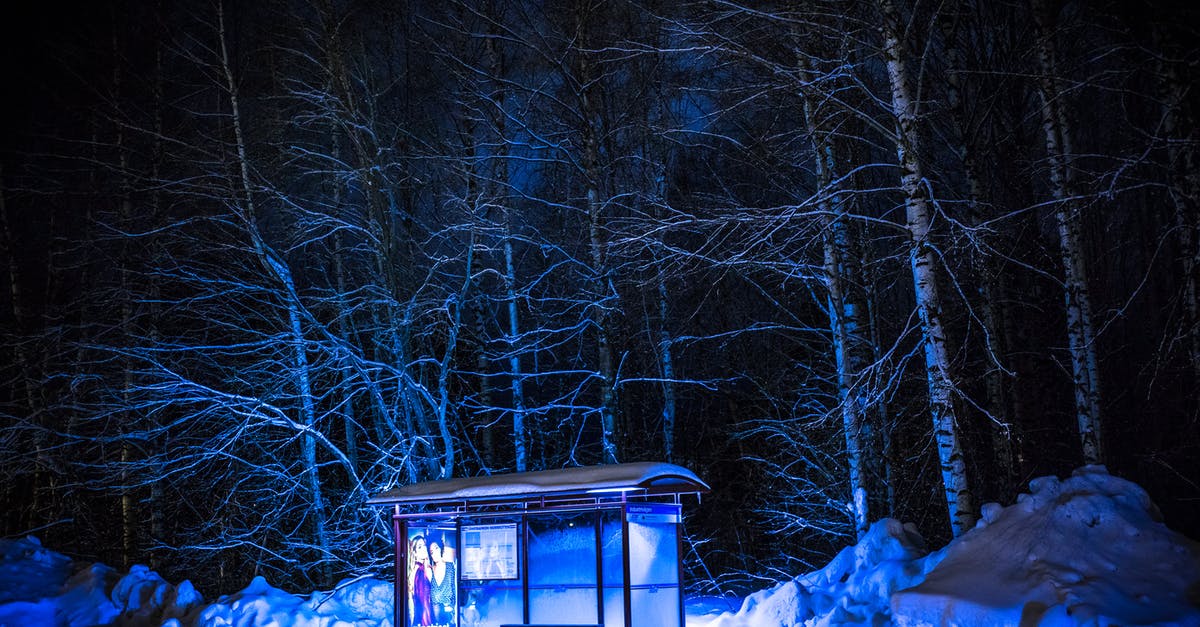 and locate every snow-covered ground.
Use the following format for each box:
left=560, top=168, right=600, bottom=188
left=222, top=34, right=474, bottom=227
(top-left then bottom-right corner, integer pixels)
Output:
left=3, top=466, right=1198, bottom=626
left=689, top=467, right=1200, bottom=627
